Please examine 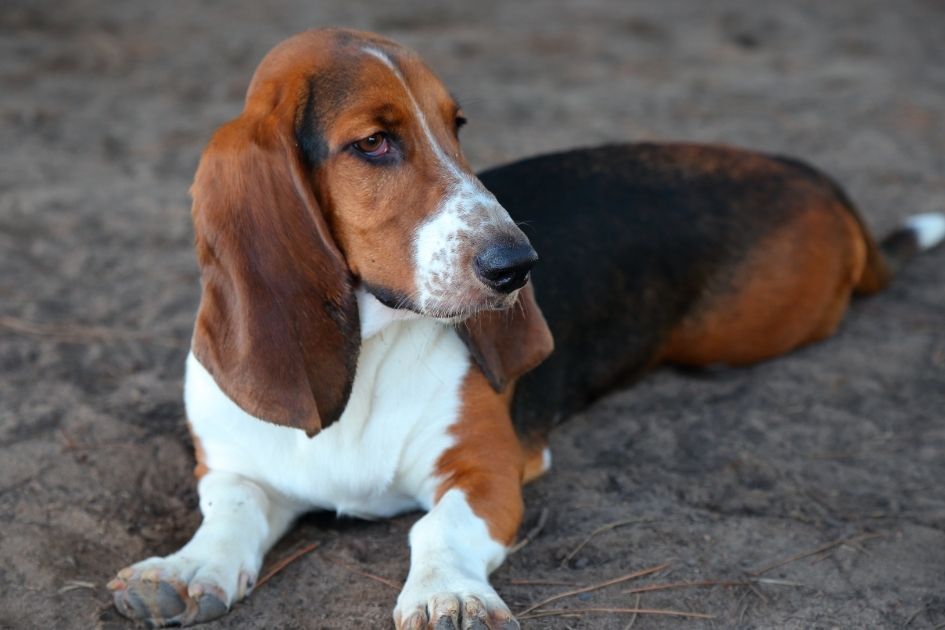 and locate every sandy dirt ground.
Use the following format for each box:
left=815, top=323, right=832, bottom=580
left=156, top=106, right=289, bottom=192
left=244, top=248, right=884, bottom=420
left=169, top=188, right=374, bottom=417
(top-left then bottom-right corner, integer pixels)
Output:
left=2, top=1, right=944, bottom=628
